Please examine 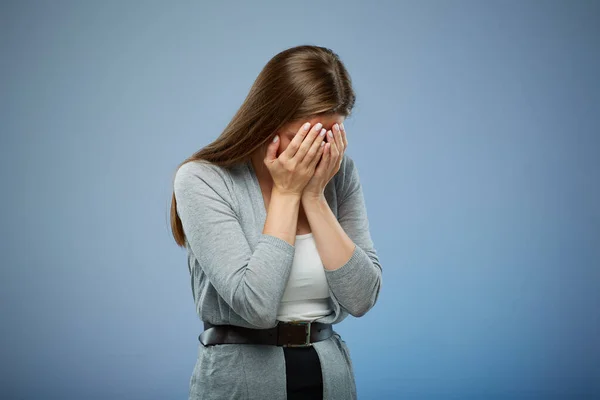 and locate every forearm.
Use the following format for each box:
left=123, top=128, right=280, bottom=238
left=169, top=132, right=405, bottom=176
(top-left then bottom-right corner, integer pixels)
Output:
left=302, top=192, right=381, bottom=317
left=263, top=187, right=302, bottom=246
left=301, top=194, right=356, bottom=271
